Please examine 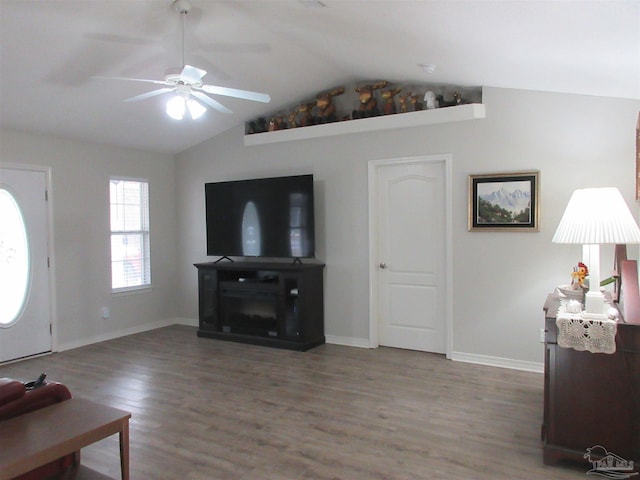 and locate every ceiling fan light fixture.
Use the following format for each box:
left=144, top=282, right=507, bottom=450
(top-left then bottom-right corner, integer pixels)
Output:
left=186, top=98, right=206, bottom=120
left=166, top=93, right=206, bottom=120
left=97, top=0, right=270, bottom=118
left=166, top=94, right=186, bottom=120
